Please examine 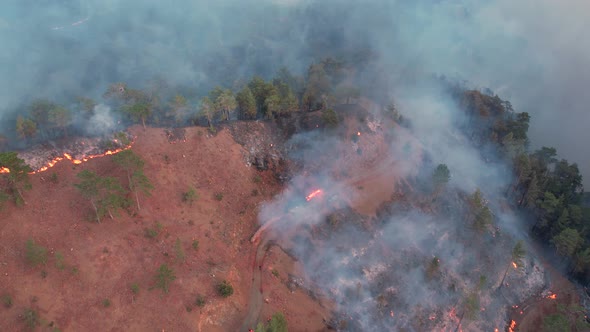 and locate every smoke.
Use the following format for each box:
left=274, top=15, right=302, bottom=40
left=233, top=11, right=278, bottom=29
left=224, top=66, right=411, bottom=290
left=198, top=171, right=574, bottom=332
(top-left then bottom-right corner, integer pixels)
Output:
left=0, top=0, right=585, bottom=328
left=84, top=104, right=119, bottom=136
